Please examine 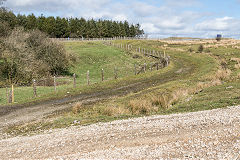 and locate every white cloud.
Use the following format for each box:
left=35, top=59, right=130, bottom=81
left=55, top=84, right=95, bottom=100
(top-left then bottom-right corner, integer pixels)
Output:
left=130, top=1, right=159, bottom=17
left=6, top=0, right=111, bottom=13
left=164, top=0, right=200, bottom=7
left=196, top=17, right=240, bottom=31
left=4, top=0, right=240, bottom=38
left=141, top=23, right=160, bottom=33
